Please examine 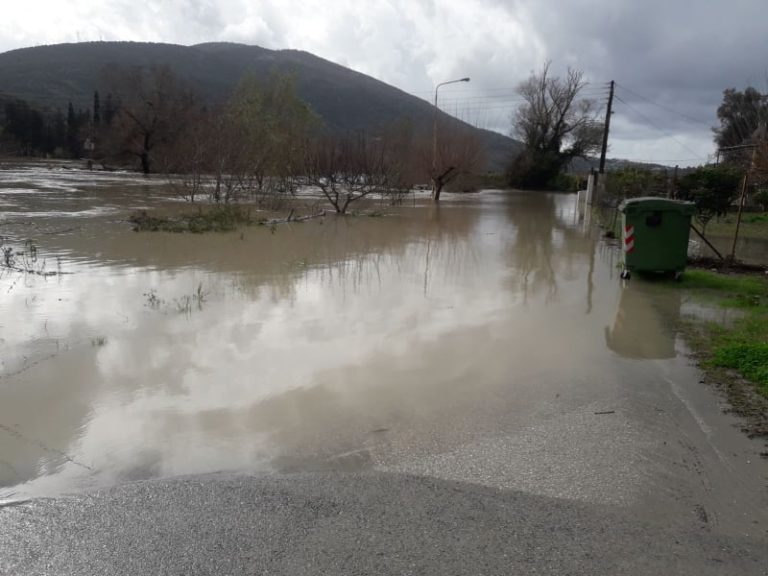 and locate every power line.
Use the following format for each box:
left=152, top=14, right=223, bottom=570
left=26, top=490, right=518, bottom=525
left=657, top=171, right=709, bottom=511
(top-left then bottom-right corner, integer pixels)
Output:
left=436, top=91, right=609, bottom=103
left=613, top=94, right=708, bottom=161
left=410, top=86, right=611, bottom=98
left=614, top=82, right=713, bottom=128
